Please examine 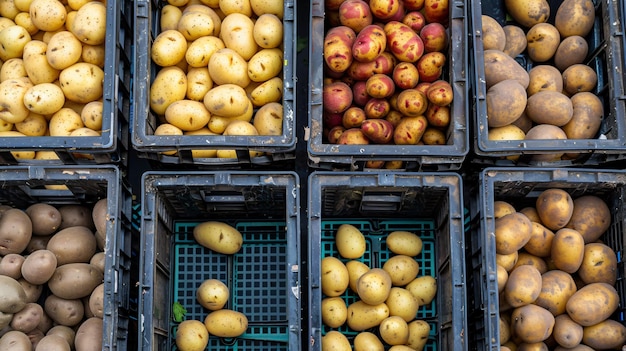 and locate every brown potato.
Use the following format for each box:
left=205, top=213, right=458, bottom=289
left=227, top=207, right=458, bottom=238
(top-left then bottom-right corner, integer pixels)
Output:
left=553, top=314, right=583, bottom=348
left=562, top=92, right=603, bottom=140
left=555, top=0, right=595, bottom=38
left=18, top=278, right=43, bottom=303
left=497, top=264, right=508, bottom=292
left=44, top=295, right=84, bottom=327
left=482, top=15, right=506, bottom=51
left=554, top=36, right=588, bottom=72
left=527, top=65, right=563, bottom=96
left=0, top=209, right=33, bottom=256
left=494, top=201, right=516, bottom=219
left=526, top=23, right=560, bottom=62
left=582, top=319, right=626, bottom=350
left=48, top=263, right=103, bottom=300
left=526, top=91, right=573, bottom=126
left=504, top=264, right=542, bottom=308
left=495, top=212, right=532, bottom=255
left=25, top=203, right=62, bottom=236
left=483, top=49, right=530, bottom=89
left=578, top=243, right=617, bottom=285
left=504, top=0, right=550, bottom=28
left=20, top=249, right=57, bottom=285
left=562, top=64, right=597, bottom=95
left=58, top=205, right=95, bottom=231
left=503, top=25, right=527, bottom=57
left=486, top=79, right=527, bottom=128
left=524, top=124, right=568, bottom=161
left=512, top=252, right=547, bottom=274
left=534, top=269, right=577, bottom=316
left=523, top=222, right=554, bottom=257
left=46, top=226, right=96, bottom=266
left=566, top=282, right=619, bottom=326
left=551, top=228, right=584, bottom=273
left=10, top=302, right=43, bottom=333
left=536, top=189, right=574, bottom=231
left=496, top=251, right=519, bottom=272
left=511, top=304, right=555, bottom=344
left=0, top=253, right=25, bottom=279
left=74, top=317, right=102, bottom=351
